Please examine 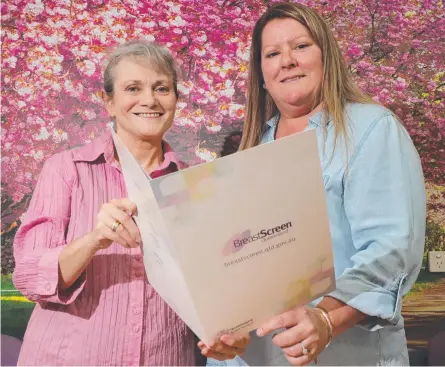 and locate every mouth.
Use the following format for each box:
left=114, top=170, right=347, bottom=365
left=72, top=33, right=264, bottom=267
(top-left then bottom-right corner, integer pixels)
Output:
left=281, top=75, right=305, bottom=83
left=133, top=112, right=163, bottom=118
